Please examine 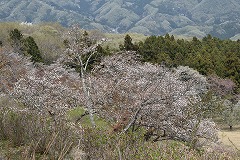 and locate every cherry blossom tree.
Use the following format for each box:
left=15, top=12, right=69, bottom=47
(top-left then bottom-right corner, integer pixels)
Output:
left=0, top=48, right=30, bottom=94
left=11, top=62, right=82, bottom=115
left=222, top=100, right=240, bottom=130
left=61, top=25, right=106, bottom=126
left=207, top=75, right=237, bottom=98
left=90, top=52, right=218, bottom=146
left=207, top=75, right=240, bottom=129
